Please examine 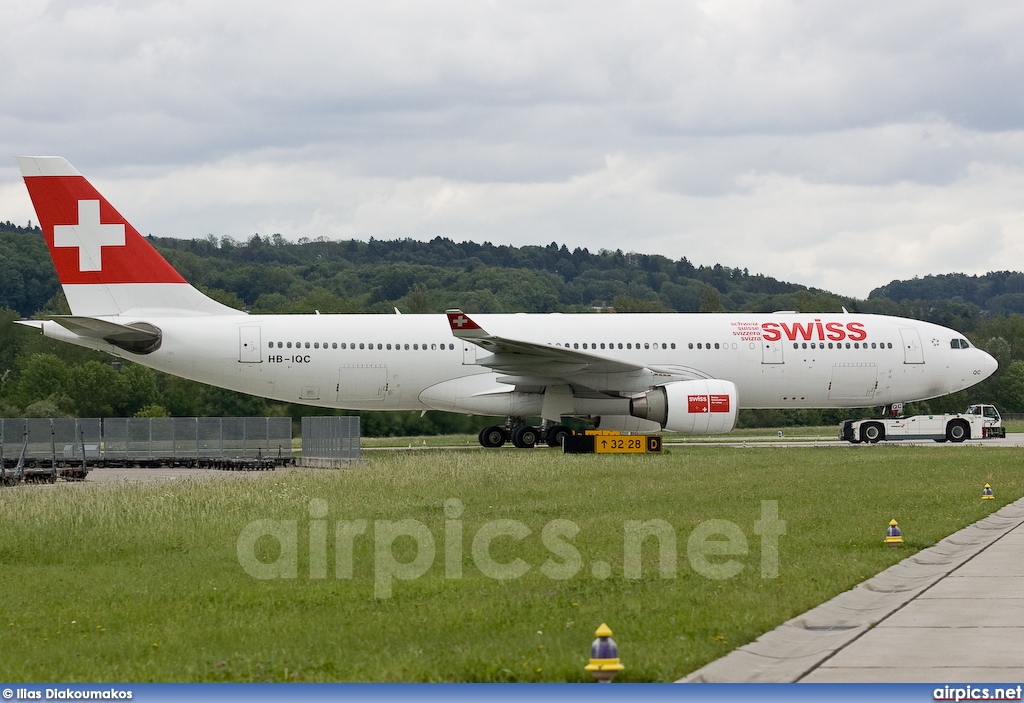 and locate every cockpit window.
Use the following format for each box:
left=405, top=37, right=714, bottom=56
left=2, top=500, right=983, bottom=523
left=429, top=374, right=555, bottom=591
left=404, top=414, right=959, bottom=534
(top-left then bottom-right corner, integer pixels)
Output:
left=950, top=338, right=971, bottom=349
